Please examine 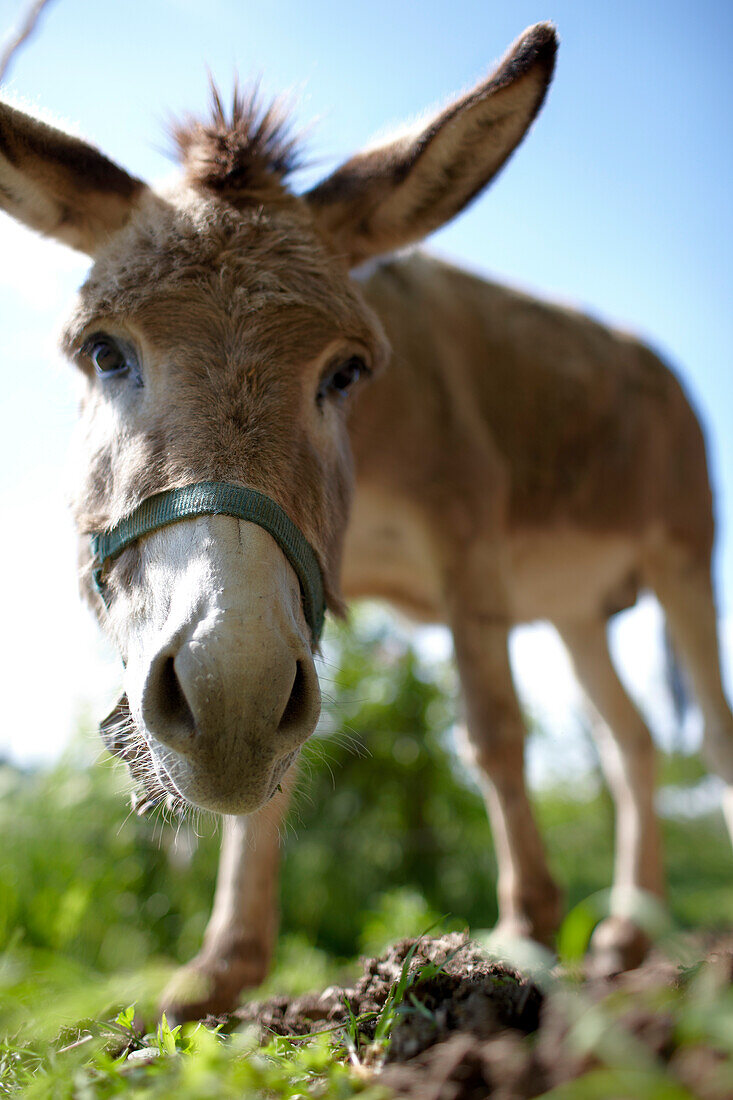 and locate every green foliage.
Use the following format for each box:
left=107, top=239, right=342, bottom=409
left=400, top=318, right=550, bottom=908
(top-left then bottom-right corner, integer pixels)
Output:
left=1, top=1011, right=392, bottom=1097
left=0, top=757, right=220, bottom=973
